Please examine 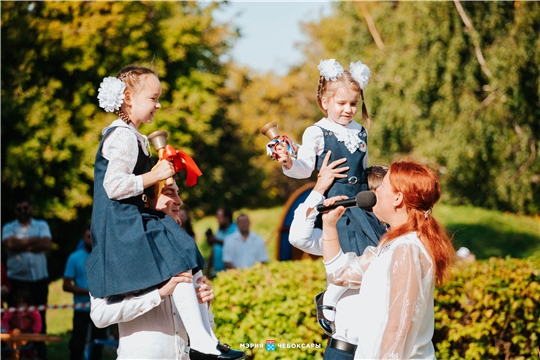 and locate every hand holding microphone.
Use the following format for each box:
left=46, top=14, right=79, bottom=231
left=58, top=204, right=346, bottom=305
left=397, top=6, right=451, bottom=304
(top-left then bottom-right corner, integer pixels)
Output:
left=316, top=190, right=377, bottom=213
